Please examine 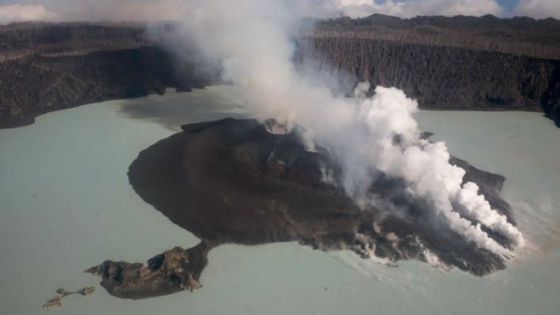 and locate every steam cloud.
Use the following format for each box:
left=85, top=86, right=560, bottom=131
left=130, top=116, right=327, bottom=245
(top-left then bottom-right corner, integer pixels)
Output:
left=515, top=0, right=560, bottom=18
left=0, top=4, right=57, bottom=24
left=178, top=0, right=524, bottom=257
